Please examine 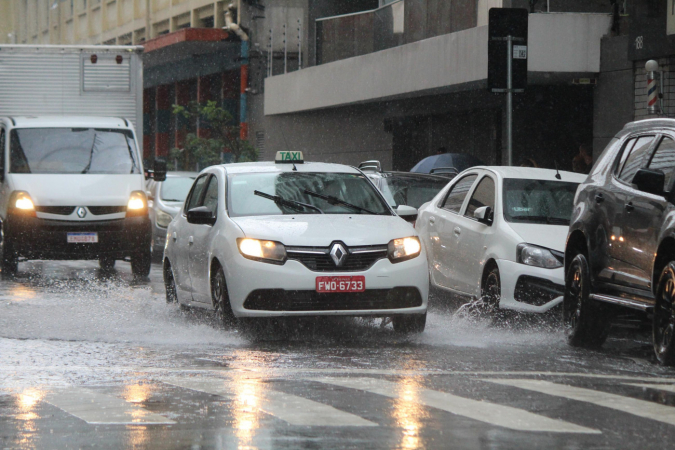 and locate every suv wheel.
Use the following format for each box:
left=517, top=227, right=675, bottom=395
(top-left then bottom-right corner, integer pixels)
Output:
left=563, top=253, right=610, bottom=348
left=653, top=262, right=675, bottom=365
